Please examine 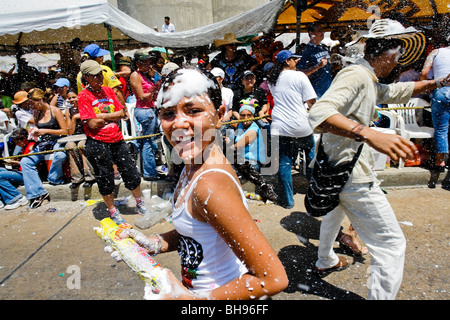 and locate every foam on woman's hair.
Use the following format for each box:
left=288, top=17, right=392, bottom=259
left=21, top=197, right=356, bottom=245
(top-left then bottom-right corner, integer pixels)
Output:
left=155, top=68, right=217, bottom=110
